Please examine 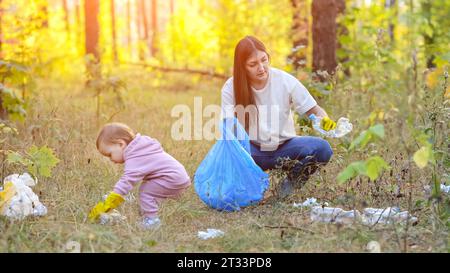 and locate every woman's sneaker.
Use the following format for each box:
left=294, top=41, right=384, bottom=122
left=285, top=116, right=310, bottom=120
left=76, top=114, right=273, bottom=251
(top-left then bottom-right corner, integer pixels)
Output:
left=139, top=217, right=161, bottom=230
